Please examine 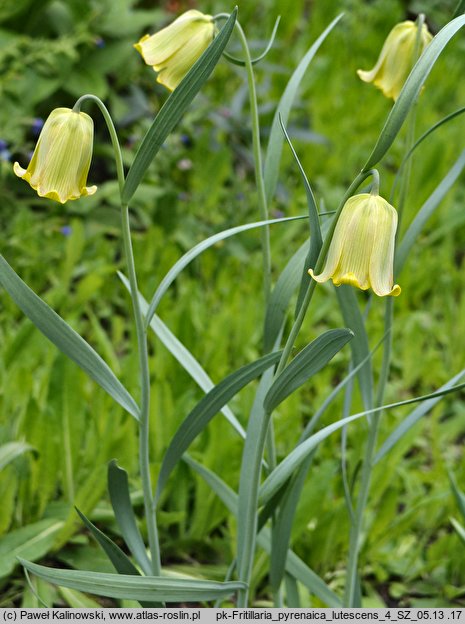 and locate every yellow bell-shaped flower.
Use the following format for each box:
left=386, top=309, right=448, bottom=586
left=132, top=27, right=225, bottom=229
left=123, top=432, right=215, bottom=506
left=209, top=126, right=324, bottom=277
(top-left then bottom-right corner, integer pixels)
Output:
left=357, top=20, right=433, bottom=101
left=14, top=107, right=96, bottom=204
left=308, top=193, right=401, bottom=297
left=134, top=9, right=215, bottom=92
